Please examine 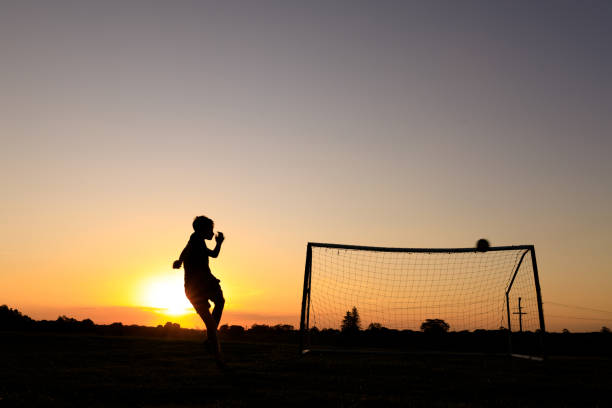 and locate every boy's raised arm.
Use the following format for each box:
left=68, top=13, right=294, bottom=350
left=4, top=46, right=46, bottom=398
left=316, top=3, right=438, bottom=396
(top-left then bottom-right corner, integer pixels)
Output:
left=209, top=232, right=224, bottom=258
